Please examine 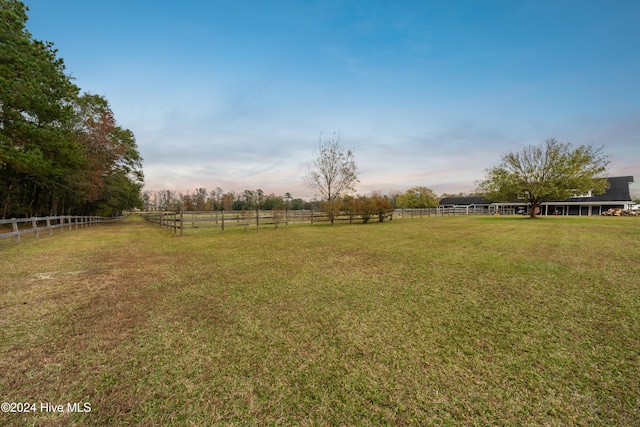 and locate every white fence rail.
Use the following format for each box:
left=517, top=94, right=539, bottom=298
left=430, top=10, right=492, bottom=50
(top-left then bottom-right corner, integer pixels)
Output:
left=0, top=215, right=125, bottom=244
